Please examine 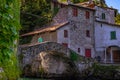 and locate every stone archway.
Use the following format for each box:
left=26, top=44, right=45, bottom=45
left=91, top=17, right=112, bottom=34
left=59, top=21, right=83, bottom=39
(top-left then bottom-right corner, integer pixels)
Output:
left=105, top=46, right=120, bottom=63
